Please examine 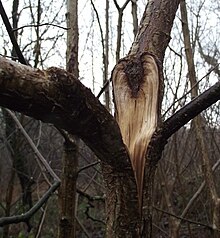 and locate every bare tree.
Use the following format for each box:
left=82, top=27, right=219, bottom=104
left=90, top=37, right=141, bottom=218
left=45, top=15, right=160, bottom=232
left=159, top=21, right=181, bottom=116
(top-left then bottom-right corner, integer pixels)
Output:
left=58, top=1, right=79, bottom=237
left=1, top=0, right=220, bottom=237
